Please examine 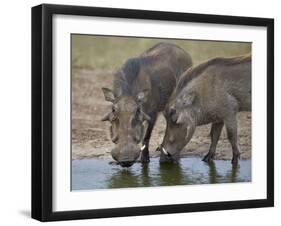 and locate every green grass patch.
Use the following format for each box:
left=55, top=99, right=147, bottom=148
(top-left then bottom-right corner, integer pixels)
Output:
left=71, top=34, right=251, bottom=71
